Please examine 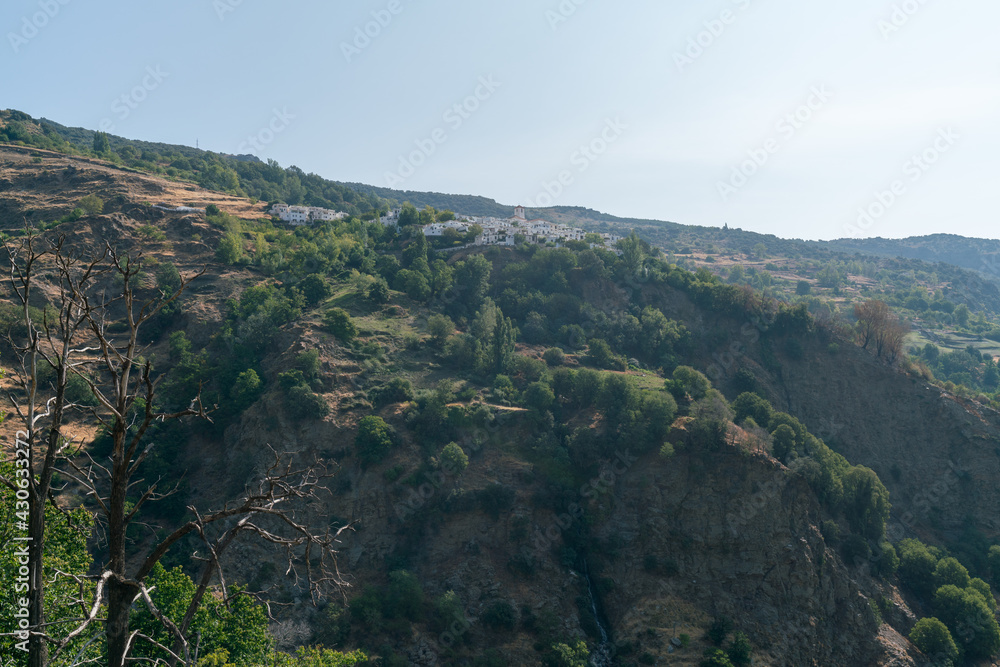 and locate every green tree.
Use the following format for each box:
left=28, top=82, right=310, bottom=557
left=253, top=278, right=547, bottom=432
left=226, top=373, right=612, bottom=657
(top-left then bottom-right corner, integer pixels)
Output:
left=523, top=381, right=556, bottom=414
left=298, top=274, right=331, bottom=306
left=586, top=338, right=626, bottom=371
left=217, top=231, right=245, bottom=265
left=667, top=365, right=711, bottom=402
left=231, top=368, right=263, bottom=409
left=427, top=313, right=455, bottom=347
left=988, top=545, right=1000, bottom=588
left=366, top=278, right=390, bottom=304
left=324, top=308, right=357, bottom=341
left=355, top=415, right=395, bottom=466
left=543, top=640, right=590, bottom=667
left=898, top=538, right=940, bottom=598
left=397, top=202, right=419, bottom=226
left=841, top=466, right=890, bottom=541
left=440, top=442, right=469, bottom=475
left=543, top=347, right=565, bottom=366
left=727, top=632, right=752, bottom=667
left=954, top=304, right=970, bottom=328
left=79, top=194, right=105, bottom=216
left=732, top=392, right=773, bottom=426
left=700, top=648, right=735, bottom=667
left=130, top=564, right=272, bottom=666
left=93, top=131, right=111, bottom=154
left=934, top=557, right=971, bottom=590
left=933, top=584, right=1000, bottom=660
